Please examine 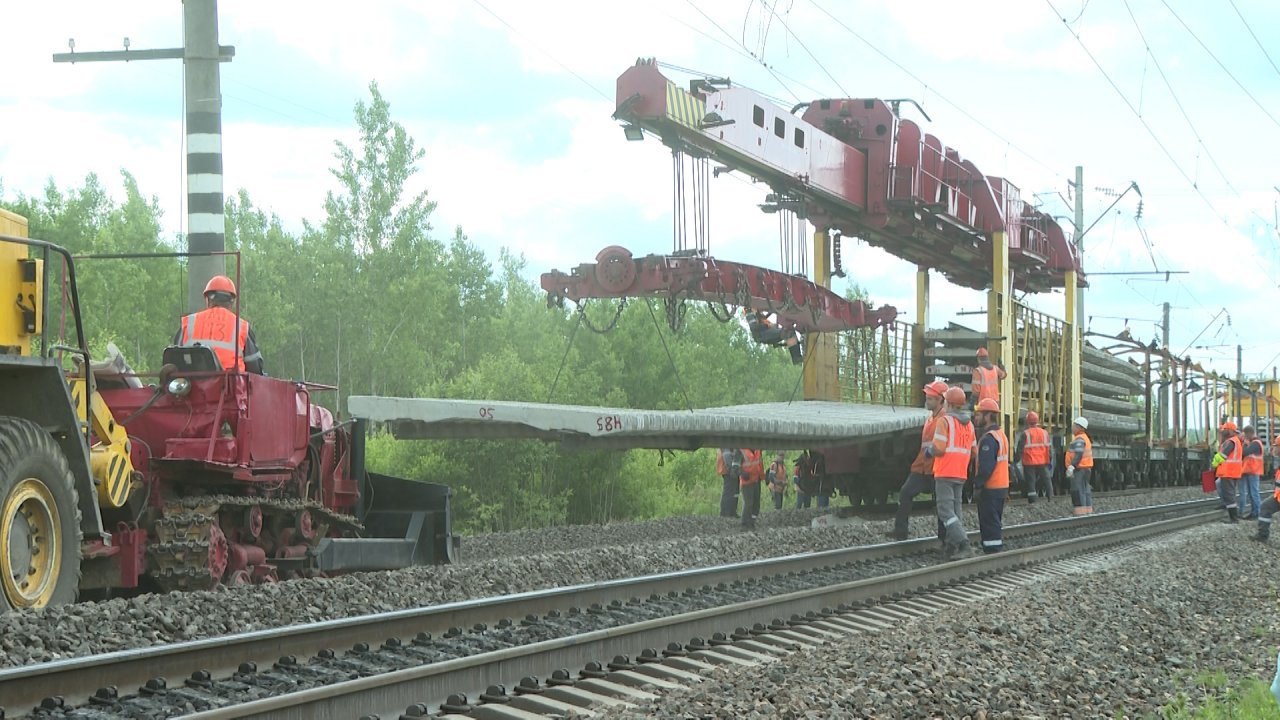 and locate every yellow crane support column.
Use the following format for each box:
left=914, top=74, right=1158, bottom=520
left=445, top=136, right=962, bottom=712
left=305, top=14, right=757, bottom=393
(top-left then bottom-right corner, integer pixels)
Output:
left=1064, top=271, right=1082, bottom=425
left=804, top=229, right=840, bottom=401
left=988, top=231, right=1014, bottom=427
left=911, top=266, right=929, bottom=393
